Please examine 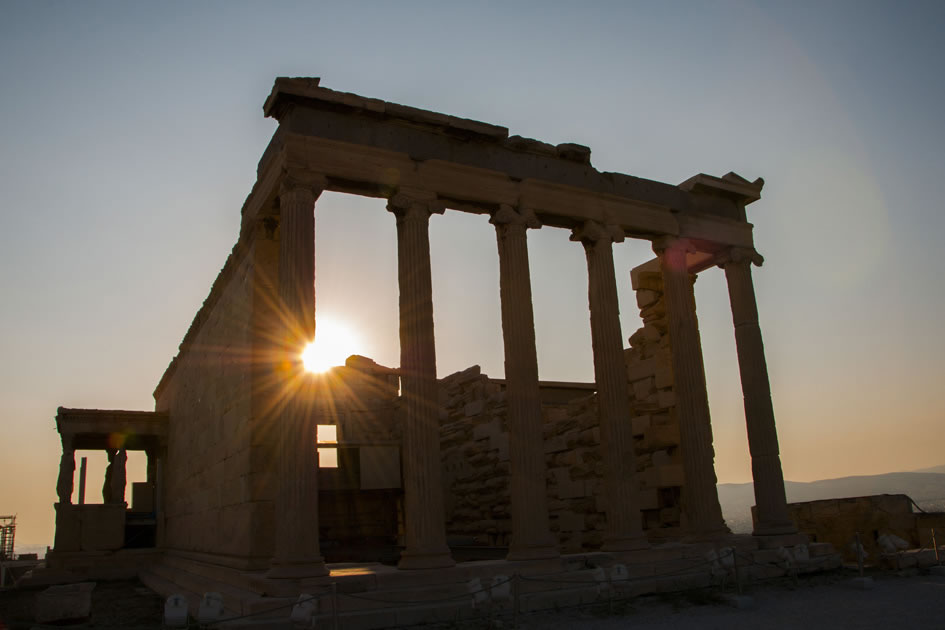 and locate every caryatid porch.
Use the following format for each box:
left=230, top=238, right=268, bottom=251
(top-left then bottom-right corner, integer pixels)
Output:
left=255, top=77, right=795, bottom=574
left=50, top=408, right=167, bottom=565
